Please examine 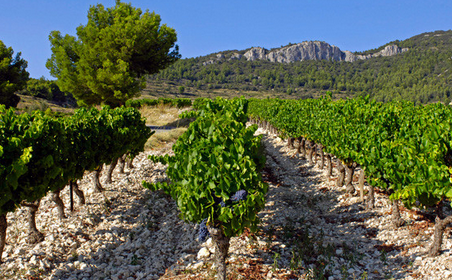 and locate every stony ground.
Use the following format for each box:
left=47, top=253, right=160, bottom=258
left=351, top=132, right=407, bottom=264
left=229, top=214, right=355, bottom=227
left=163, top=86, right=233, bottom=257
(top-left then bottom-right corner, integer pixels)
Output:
left=1, top=127, right=452, bottom=279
